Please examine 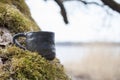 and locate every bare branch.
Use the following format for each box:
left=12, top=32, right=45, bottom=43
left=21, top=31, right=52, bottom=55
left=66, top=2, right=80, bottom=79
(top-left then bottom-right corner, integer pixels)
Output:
left=54, top=0, right=69, bottom=24
left=101, top=0, right=120, bottom=13
left=62, top=0, right=103, bottom=7
left=44, top=0, right=120, bottom=24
